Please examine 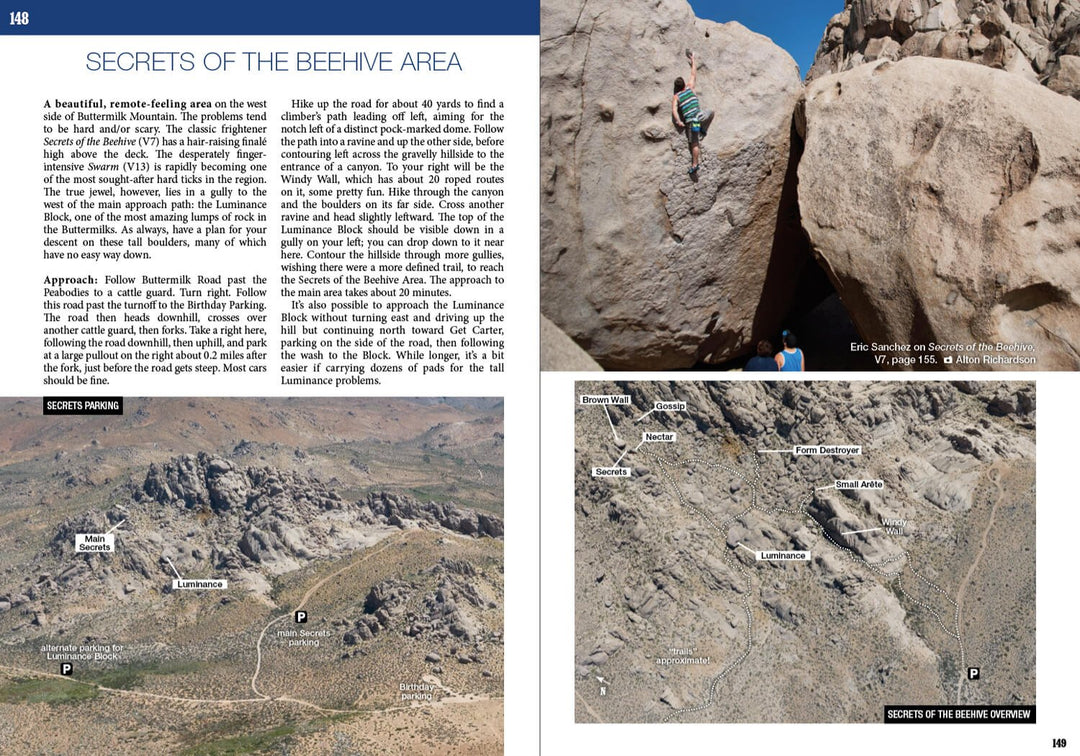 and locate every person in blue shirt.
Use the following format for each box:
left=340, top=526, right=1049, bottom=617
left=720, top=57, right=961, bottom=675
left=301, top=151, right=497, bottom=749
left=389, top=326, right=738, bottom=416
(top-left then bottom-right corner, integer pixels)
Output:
left=775, top=330, right=805, bottom=371
left=745, top=340, right=778, bottom=372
